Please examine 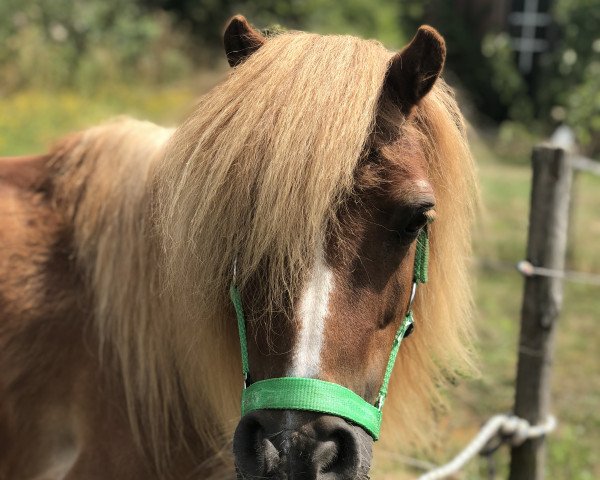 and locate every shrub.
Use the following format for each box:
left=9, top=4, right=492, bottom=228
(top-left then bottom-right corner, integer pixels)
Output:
left=541, top=0, right=600, bottom=155
left=0, top=0, right=192, bottom=93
